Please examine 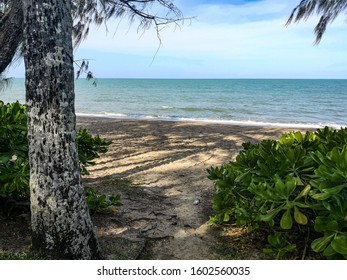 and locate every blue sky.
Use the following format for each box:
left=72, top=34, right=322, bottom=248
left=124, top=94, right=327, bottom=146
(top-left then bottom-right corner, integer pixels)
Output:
left=6, top=0, right=347, bottom=78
